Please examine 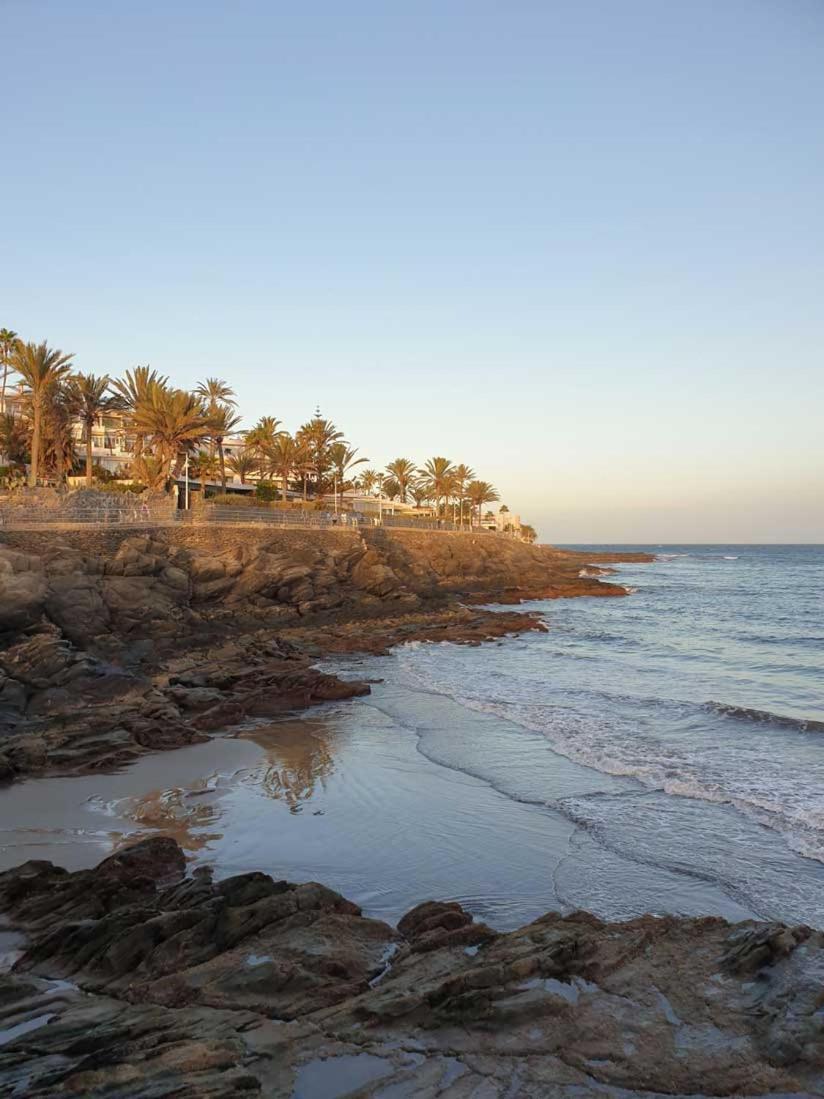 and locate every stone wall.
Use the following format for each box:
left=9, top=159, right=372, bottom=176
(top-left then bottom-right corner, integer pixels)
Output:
left=0, top=524, right=361, bottom=560
left=0, top=488, right=175, bottom=525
